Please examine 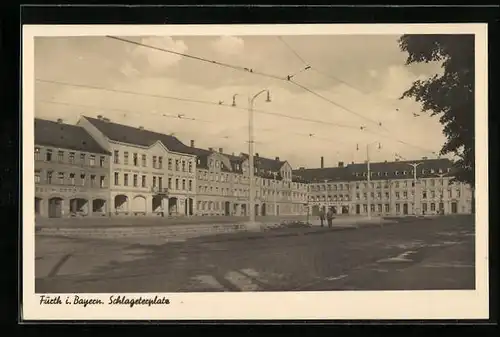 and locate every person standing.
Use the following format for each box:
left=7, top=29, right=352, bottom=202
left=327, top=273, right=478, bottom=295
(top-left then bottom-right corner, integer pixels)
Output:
left=327, top=208, right=334, bottom=228
left=319, top=209, right=325, bottom=227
